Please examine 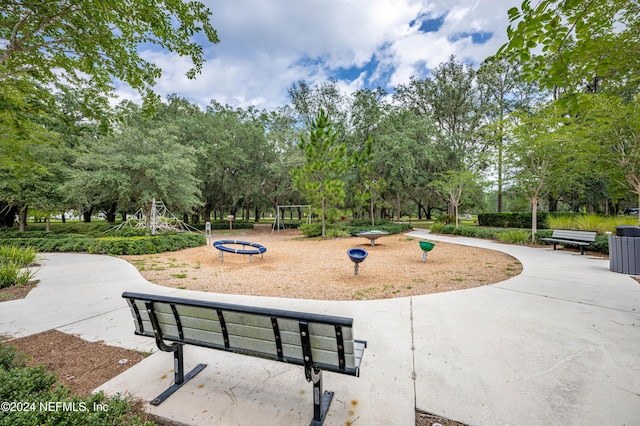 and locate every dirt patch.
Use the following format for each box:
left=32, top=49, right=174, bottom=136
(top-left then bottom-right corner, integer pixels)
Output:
left=4, top=330, right=147, bottom=398
left=416, top=409, right=468, bottom=426
left=0, top=281, right=38, bottom=302
left=122, top=227, right=522, bottom=300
